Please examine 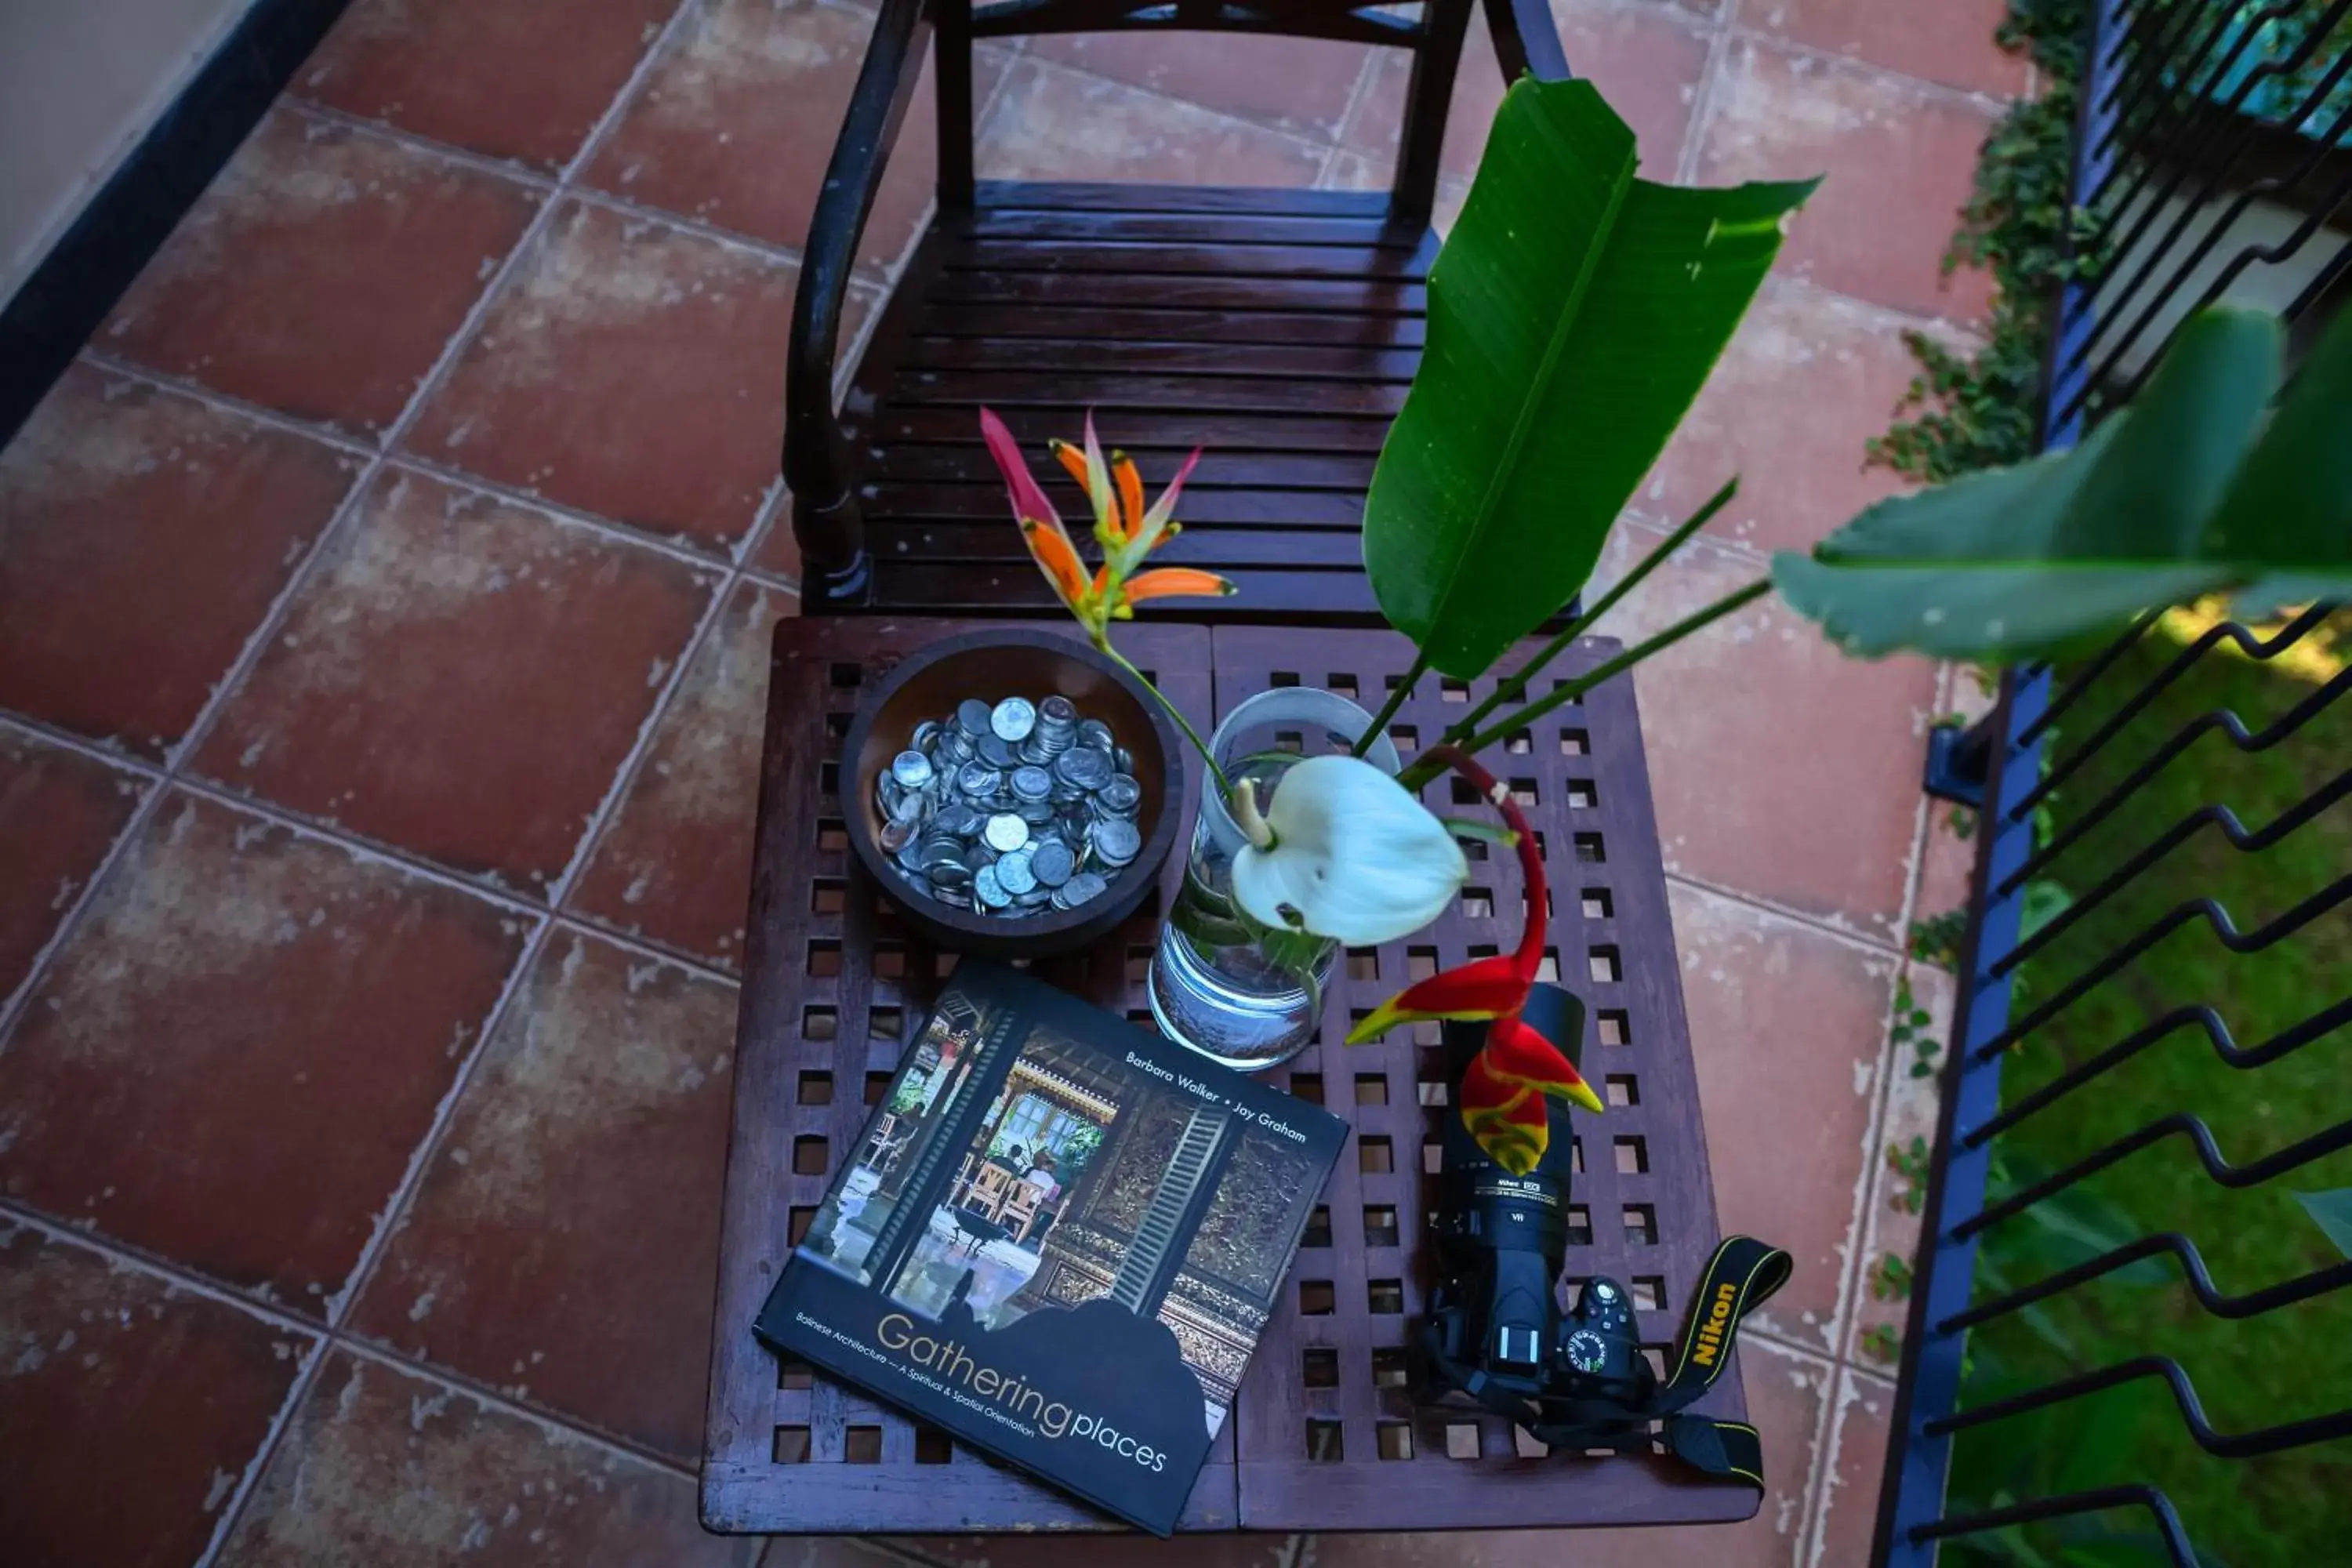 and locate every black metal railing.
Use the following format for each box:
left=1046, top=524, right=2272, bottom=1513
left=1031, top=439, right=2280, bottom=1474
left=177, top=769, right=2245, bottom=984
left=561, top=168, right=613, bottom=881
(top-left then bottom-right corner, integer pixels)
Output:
left=1877, top=1, right=2352, bottom=1562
